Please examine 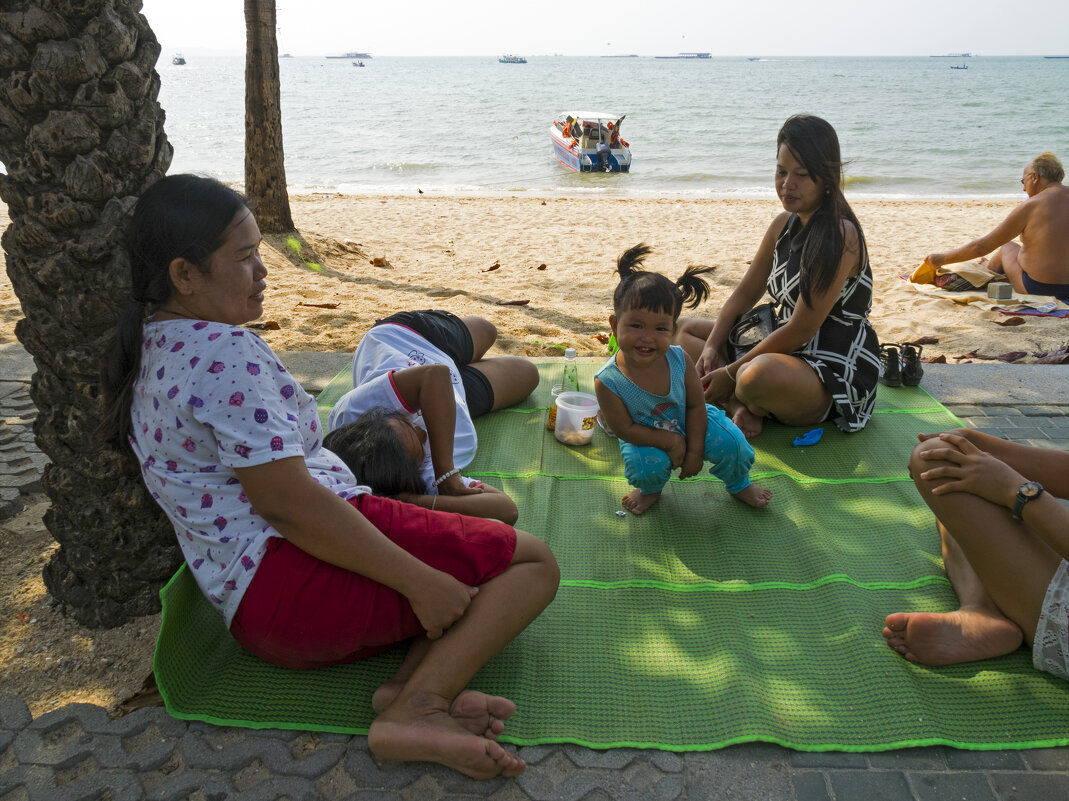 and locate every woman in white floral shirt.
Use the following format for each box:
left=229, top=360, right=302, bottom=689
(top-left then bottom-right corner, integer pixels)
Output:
left=99, top=174, right=558, bottom=780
